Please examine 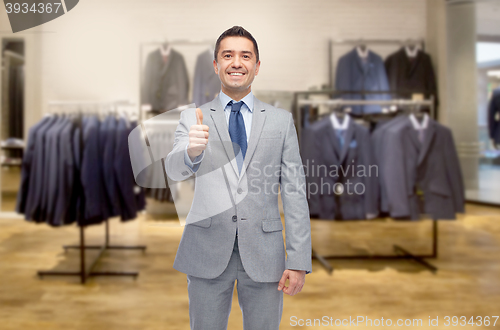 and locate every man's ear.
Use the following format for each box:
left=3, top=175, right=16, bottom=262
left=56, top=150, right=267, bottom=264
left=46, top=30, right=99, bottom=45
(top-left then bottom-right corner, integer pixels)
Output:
left=254, top=60, right=261, bottom=76
left=213, top=59, right=219, bottom=75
